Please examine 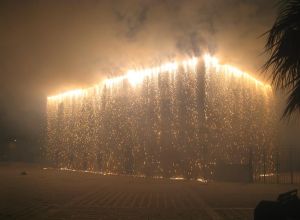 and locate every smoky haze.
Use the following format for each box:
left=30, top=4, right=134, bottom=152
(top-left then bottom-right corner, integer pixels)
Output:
left=0, top=0, right=276, bottom=161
